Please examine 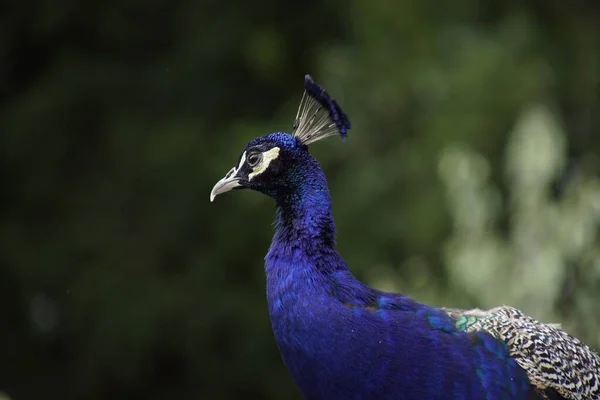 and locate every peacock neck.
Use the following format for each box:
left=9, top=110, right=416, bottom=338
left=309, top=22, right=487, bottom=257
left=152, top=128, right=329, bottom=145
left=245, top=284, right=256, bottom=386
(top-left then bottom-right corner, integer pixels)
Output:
left=272, top=163, right=338, bottom=253
left=265, top=160, right=351, bottom=292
